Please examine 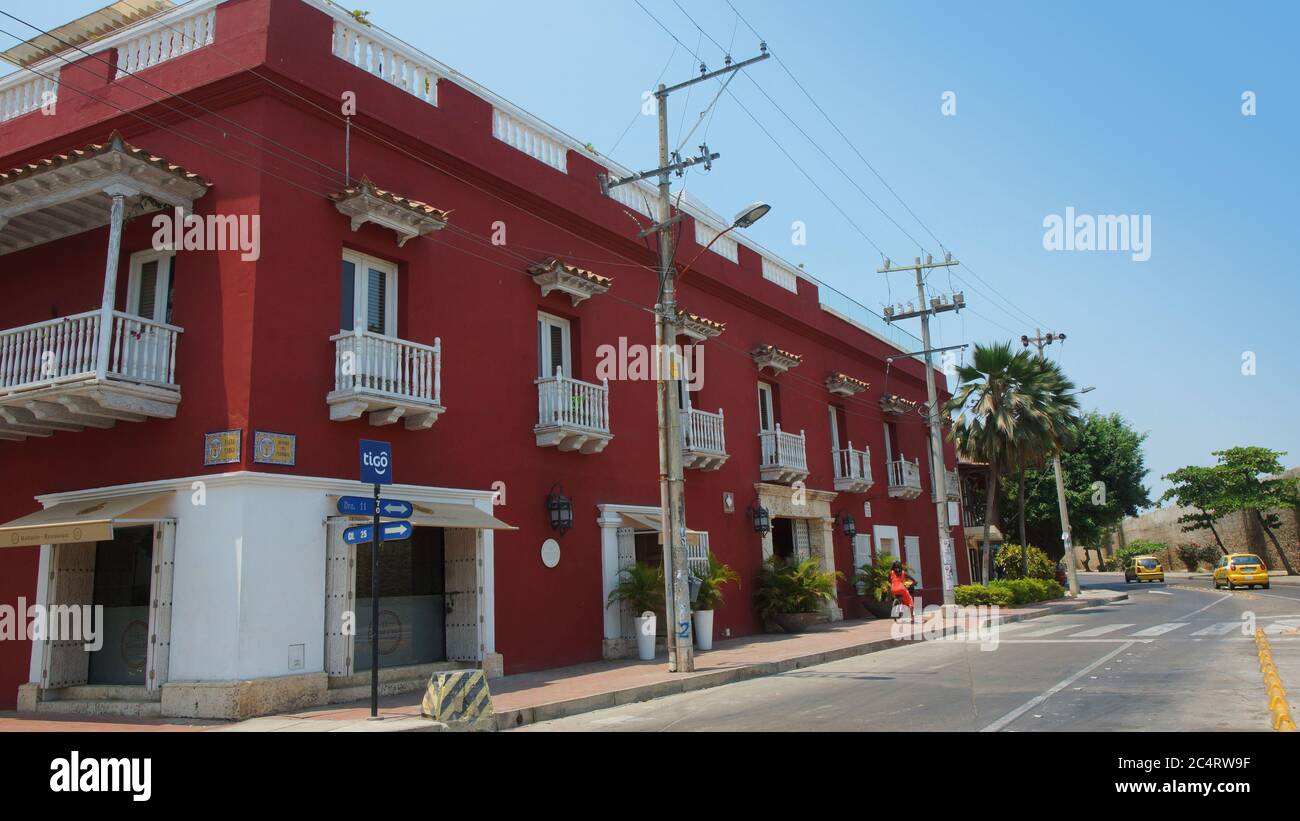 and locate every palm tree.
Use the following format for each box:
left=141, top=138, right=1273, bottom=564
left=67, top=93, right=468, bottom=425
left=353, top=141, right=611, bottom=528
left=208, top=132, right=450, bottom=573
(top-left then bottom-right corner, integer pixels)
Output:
left=1011, top=356, right=1080, bottom=576
left=946, top=343, right=1076, bottom=581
